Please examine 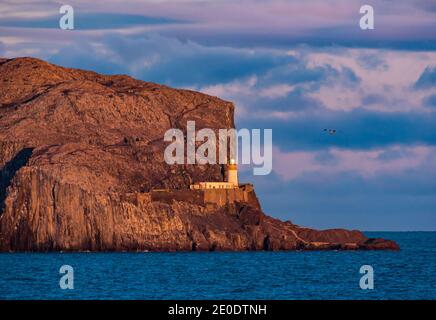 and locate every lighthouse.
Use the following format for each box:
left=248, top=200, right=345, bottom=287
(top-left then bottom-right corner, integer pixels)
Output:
left=227, top=158, right=238, bottom=187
